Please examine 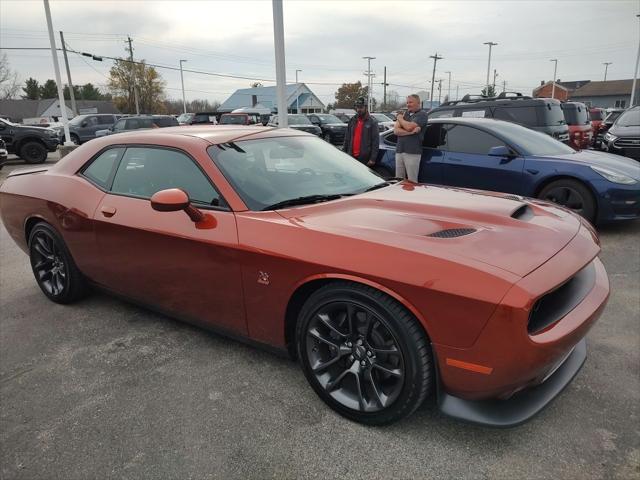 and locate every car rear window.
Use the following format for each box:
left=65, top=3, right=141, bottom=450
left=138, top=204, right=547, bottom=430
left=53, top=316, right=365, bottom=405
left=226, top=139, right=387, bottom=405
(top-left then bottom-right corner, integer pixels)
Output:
left=590, top=110, right=605, bottom=121
left=538, top=103, right=567, bottom=126
left=492, top=106, right=538, bottom=126
left=220, top=115, right=246, bottom=125
left=562, top=105, right=590, bottom=125
left=154, top=117, right=179, bottom=127
left=82, top=148, right=124, bottom=188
